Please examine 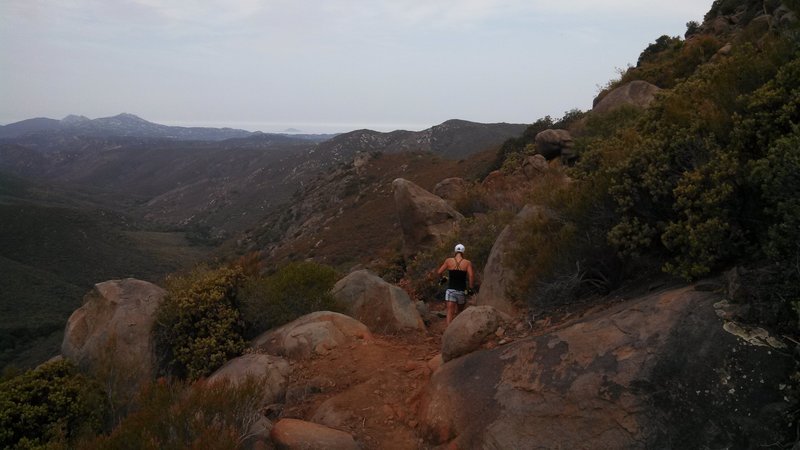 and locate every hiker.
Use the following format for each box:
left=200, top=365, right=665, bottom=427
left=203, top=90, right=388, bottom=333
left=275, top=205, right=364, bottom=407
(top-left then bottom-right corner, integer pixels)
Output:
left=435, top=243, right=475, bottom=326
